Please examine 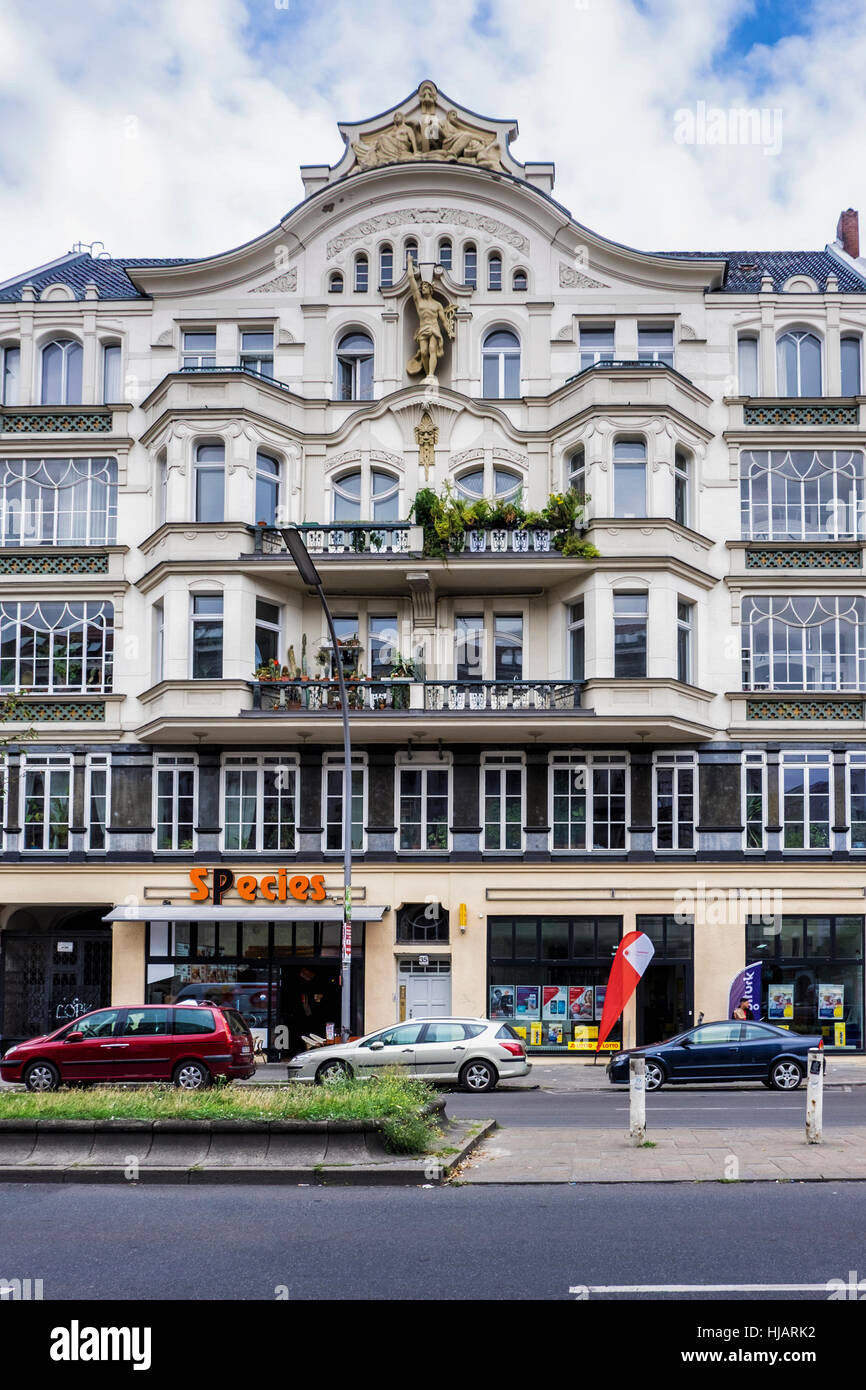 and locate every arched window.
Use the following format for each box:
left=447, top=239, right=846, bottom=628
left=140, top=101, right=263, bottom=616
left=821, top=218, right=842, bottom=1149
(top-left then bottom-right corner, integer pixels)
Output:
left=842, top=336, right=862, bottom=396
left=482, top=329, right=520, bottom=398
left=336, top=331, right=374, bottom=401
left=379, top=244, right=393, bottom=288
left=488, top=253, right=502, bottom=291
left=512, top=268, right=528, bottom=291
left=354, top=254, right=369, bottom=293
left=463, top=242, right=477, bottom=288
left=332, top=466, right=399, bottom=521
left=255, top=452, right=281, bottom=527
left=41, top=338, right=83, bottom=405
left=438, top=238, right=452, bottom=271
left=1, top=344, right=20, bottom=406
left=194, top=443, right=225, bottom=523
left=329, top=271, right=344, bottom=293
left=456, top=466, right=522, bottom=502
left=102, top=342, right=122, bottom=403
left=404, top=239, right=418, bottom=272
left=777, top=331, right=822, bottom=396
left=737, top=335, right=759, bottom=396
